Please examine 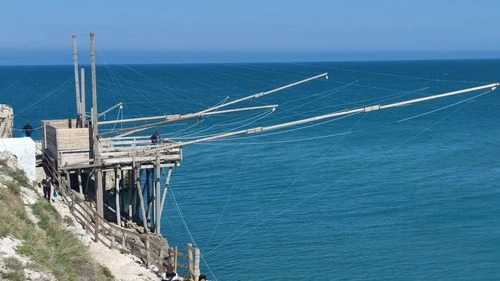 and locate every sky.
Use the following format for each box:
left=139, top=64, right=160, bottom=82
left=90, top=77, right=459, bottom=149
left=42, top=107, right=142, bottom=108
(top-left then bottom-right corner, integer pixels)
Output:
left=0, top=0, right=499, bottom=64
